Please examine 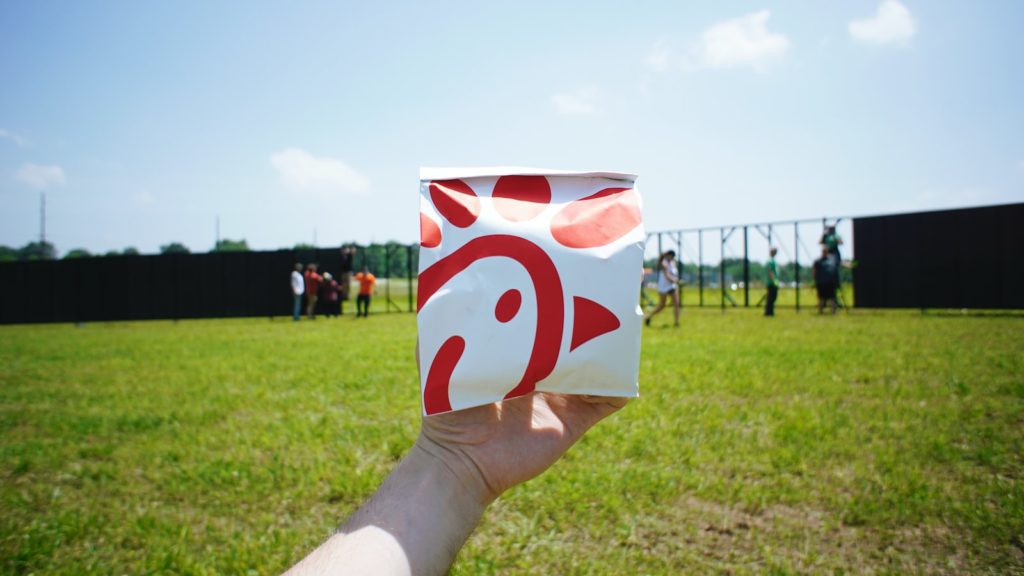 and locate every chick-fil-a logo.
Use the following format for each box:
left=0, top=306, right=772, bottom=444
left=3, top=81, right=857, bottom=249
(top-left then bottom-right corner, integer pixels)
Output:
left=418, top=174, right=642, bottom=415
